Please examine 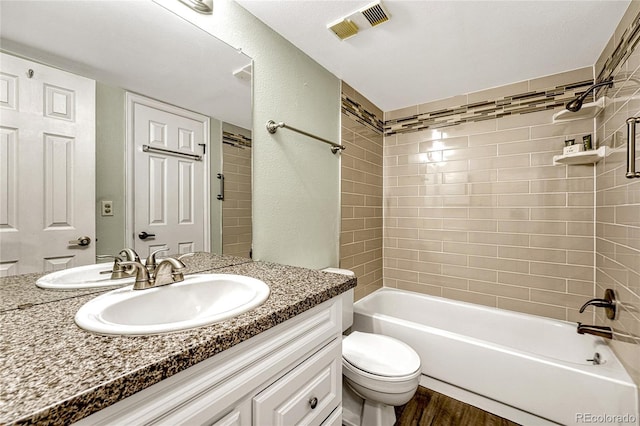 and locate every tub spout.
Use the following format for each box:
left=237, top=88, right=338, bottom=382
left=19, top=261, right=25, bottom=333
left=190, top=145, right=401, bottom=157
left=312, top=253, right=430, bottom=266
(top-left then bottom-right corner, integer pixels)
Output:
left=577, top=323, right=613, bottom=339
